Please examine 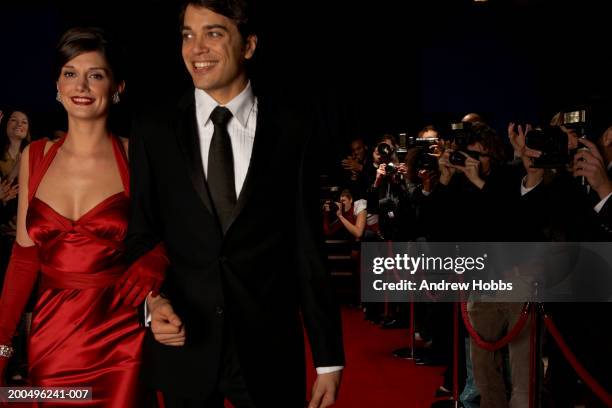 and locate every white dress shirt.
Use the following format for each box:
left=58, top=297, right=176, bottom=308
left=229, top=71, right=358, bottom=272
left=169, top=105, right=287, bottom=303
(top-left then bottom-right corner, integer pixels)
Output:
left=195, top=82, right=257, bottom=196
left=147, top=82, right=342, bottom=375
left=520, top=167, right=611, bottom=213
